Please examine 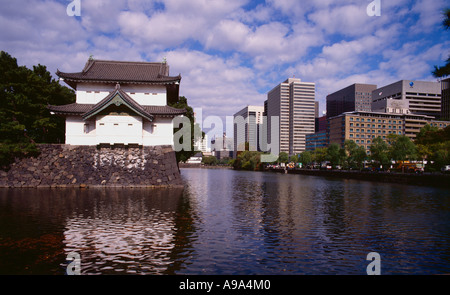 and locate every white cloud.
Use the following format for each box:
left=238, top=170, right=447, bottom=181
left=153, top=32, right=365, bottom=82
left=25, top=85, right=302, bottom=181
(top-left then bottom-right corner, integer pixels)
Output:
left=0, top=0, right=448, bottom=133
left=161, top=49, right=265, bottom=119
